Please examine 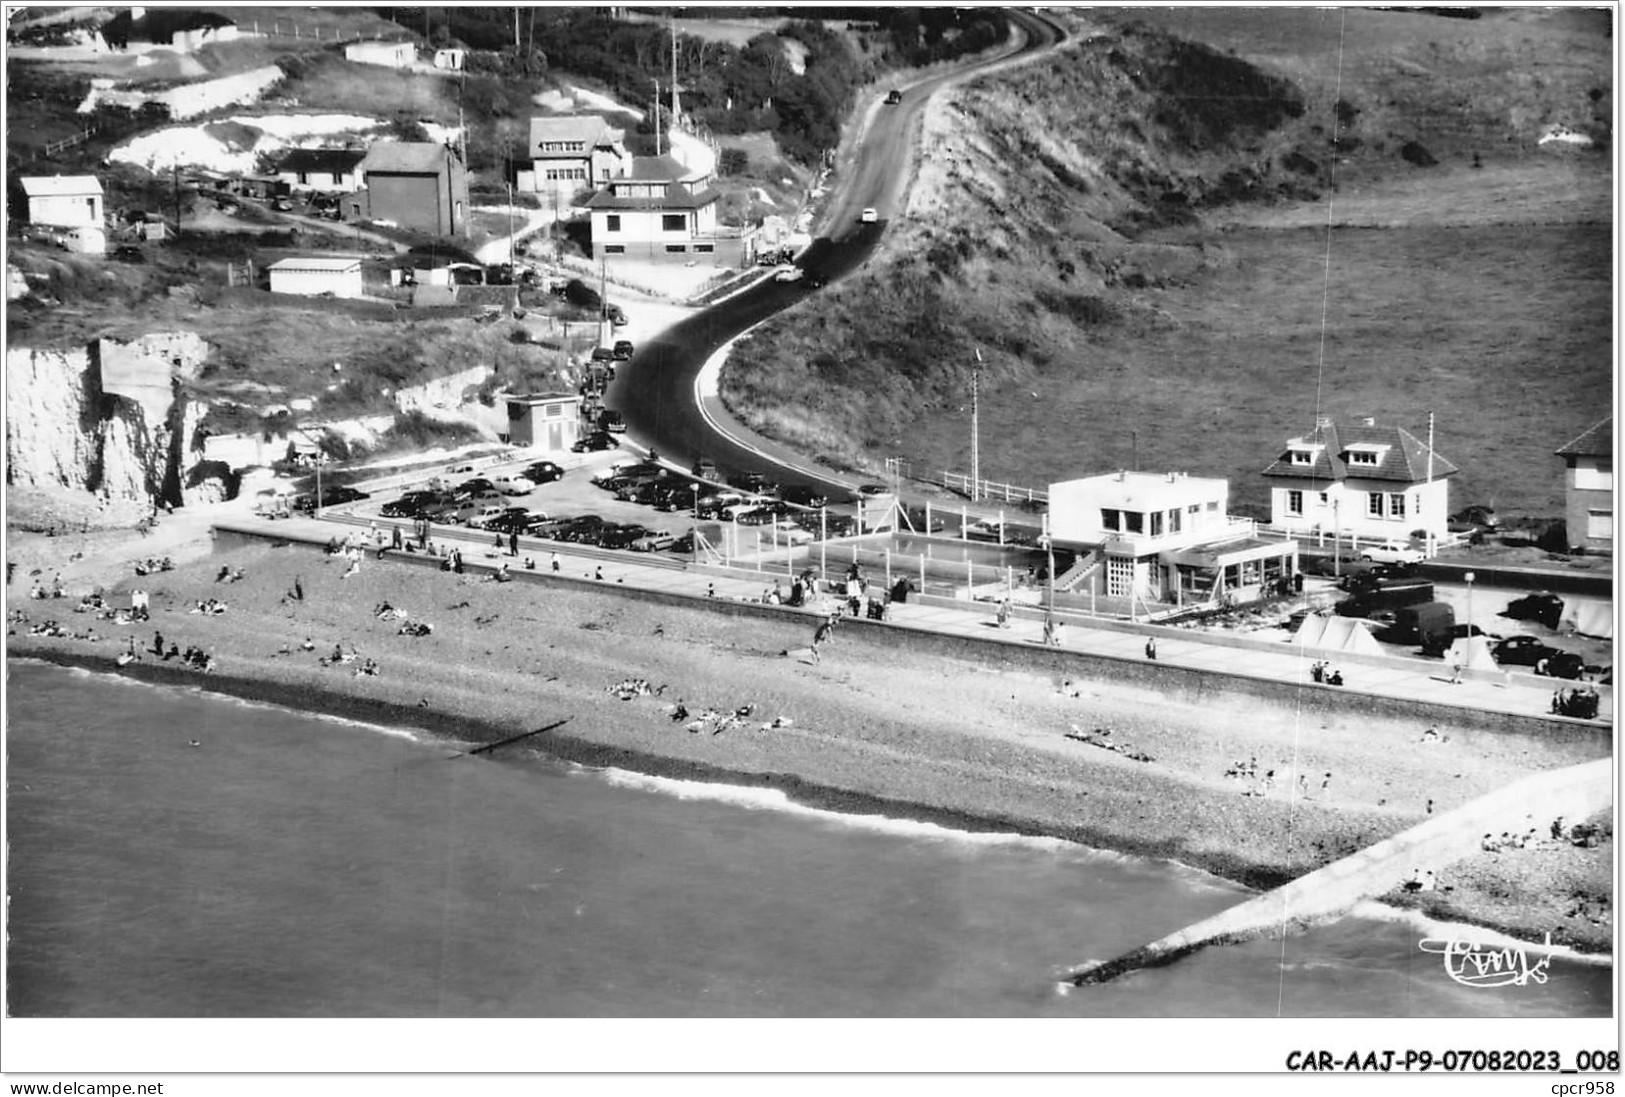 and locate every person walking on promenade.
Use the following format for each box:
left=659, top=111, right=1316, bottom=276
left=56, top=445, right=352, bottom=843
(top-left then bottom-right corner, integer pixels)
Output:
left=1043, top=614, right=1057, bottom=647
left=1145, top=637, right=1157, bottom=660
left=996, top=598, right=1011, bottom=630
left=509, top=530, right=519, bottom=557
left=810, top=616, right=836, bottom=664
left=550, top=552, right=560, bottom=574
